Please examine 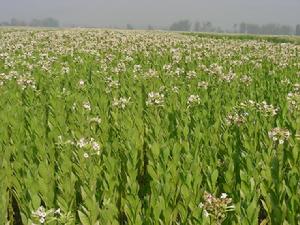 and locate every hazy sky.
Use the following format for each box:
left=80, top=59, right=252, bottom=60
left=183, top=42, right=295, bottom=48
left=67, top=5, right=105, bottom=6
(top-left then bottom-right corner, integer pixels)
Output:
left=0, top=0, right=299, bottom=28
